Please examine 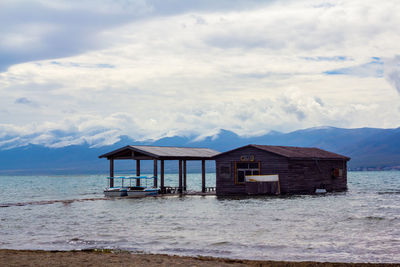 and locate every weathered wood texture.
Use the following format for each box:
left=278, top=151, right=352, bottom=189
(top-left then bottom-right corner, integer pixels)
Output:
left=160, top=160, right=165, bottom=191
left=215, top=146, right=347, bottom=195
left=153, top=159, right=158, bottom=188
left=136, top=160, right=140, bottom=186
left=287, top=159, right=347, bottom=193
left=183, top=160, right=187, bottom=191
left=202, top=159, right=206, bottom=193
left=179, top=160, right=183, bottom=193
left=246, top=182, right=280, bottom=195
left=215, top=147, right=289, bottom=195
left=109, top=159, right=114, bottom=187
